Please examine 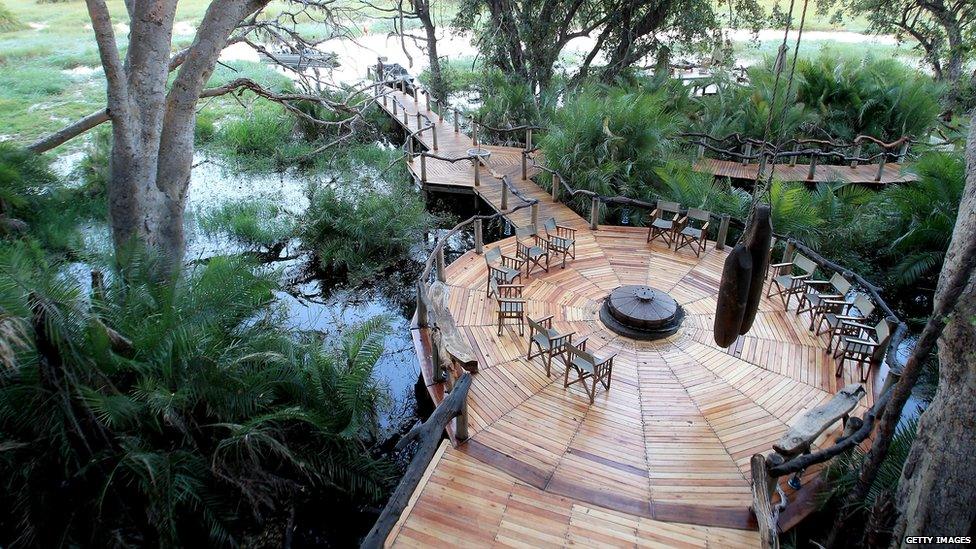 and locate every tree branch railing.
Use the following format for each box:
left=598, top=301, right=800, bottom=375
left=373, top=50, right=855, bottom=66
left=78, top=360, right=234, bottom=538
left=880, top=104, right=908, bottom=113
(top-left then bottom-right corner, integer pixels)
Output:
left=683, top=132, right=914, bottom=182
